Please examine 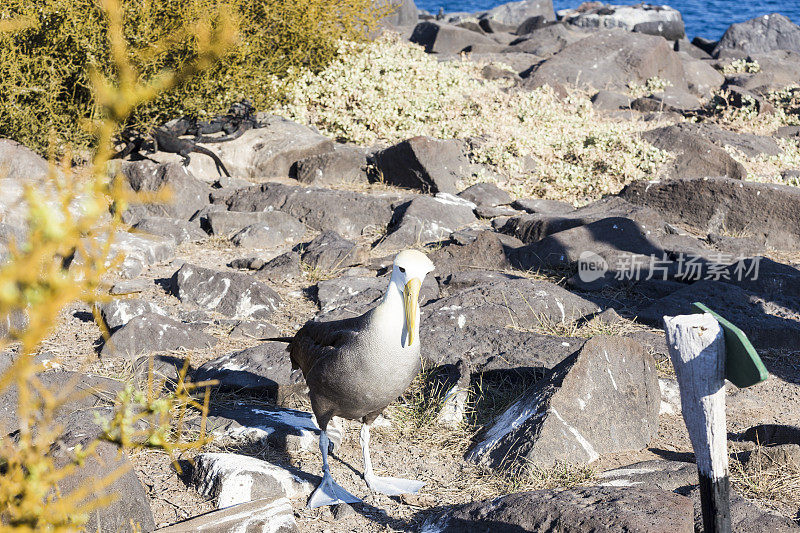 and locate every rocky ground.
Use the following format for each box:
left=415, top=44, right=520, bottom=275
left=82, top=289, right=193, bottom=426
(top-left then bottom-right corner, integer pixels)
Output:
left=2, top=0, right=800, bottom=531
